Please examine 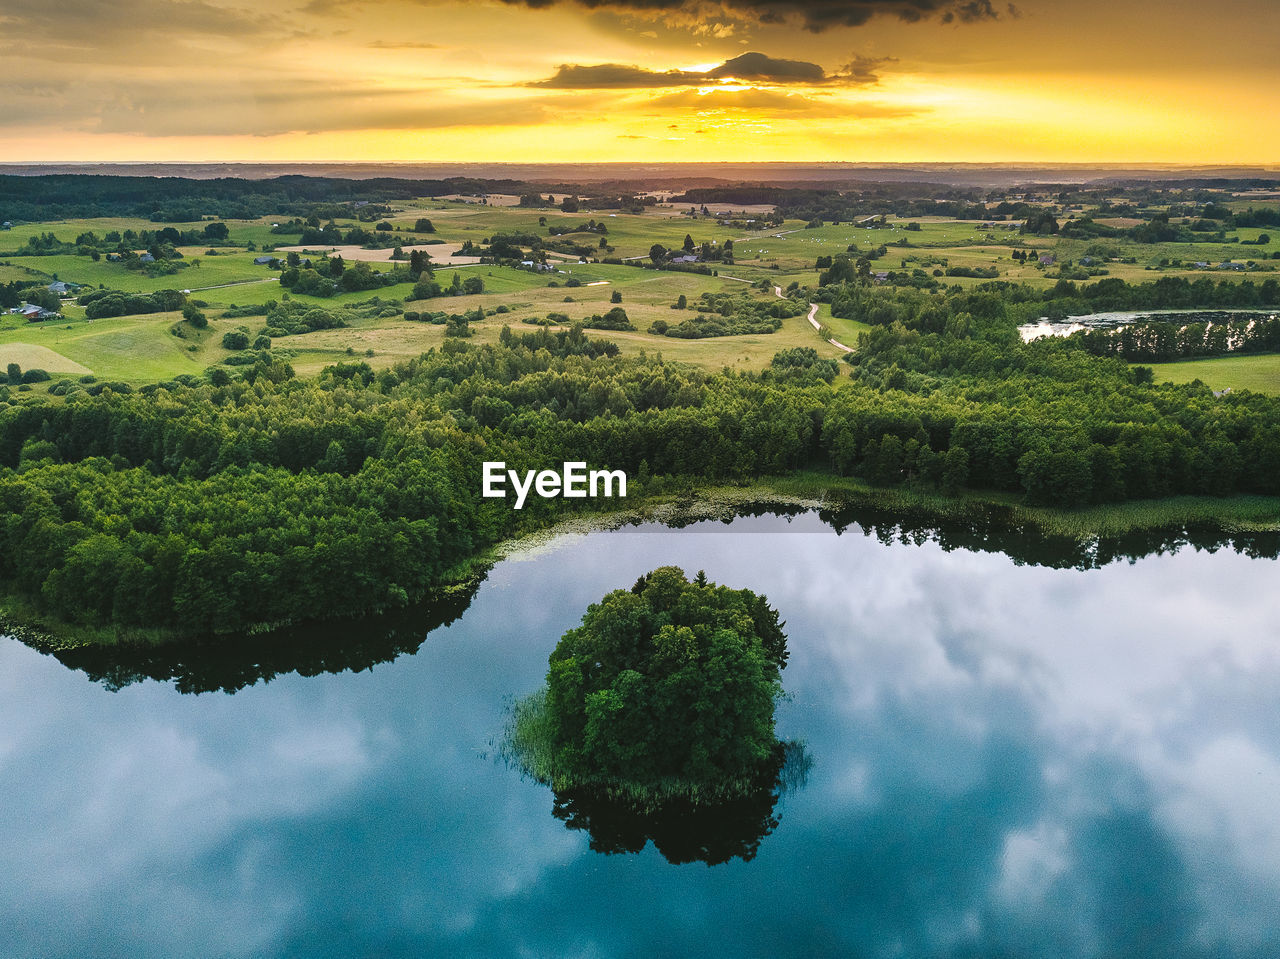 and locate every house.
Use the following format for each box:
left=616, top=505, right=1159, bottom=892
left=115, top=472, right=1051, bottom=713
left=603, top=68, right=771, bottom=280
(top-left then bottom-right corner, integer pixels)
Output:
left=48, top=280, right=78, bottom=296
left=254, top=255, right=276, bottom=265
left=18, top=304, right=43, bottom=321
left=1039, top=254, right=1056, bottom=266
left=138, top=253, right=155, bottom=264
left=669, top=255, right=699, bottom=264
left=0, top=221, right=11, bottom=230
left=874, top=271, right=891, bottom=283
left=106, top=253, right=122, bottom=262
left=1220, top=260, right=1245, bottom=271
